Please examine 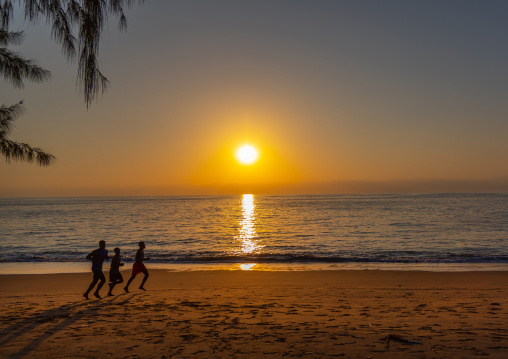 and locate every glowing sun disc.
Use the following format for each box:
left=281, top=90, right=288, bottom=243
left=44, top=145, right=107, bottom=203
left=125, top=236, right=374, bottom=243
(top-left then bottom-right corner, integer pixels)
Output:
left=236, top=145, right=258, bottom=165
